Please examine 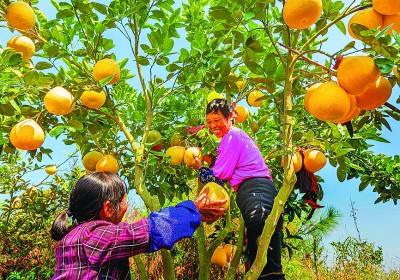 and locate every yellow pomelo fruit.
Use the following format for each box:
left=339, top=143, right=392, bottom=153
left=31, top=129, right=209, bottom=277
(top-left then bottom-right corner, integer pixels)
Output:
left=372, top=0, right=400, bottom=16
left=332, top=94, right=360, bottom=124
left=303, top=149, right=327, bottom=173
left=165, top=146, right=185, bottom=165
left=308, top=81, right=351, bottom=121
left=45, top=164, right=57, bottom=175
left=281, top=151, right=303, bottom=172
left=283, top=0, right=323, bottom=30
left=82, top=151, right=104, bottom=171
left=170, top=133, right=183, bottom=146
left=247, top=89, right=264, bottom=107
left=93, top=58, right=121, bottom=85
left=355, top=76, right=392, bottom=110
left=223, top=244, right=237, bottom=262
left=348, top=8, right=382, bottom=39
left=304, top=83, right=322, bottom=113
left=381, top=13, right=400, bottom=35
left=7, top=36, right=35, bottom=61
left=211, top=247, right=227, bottom=267
left=184, top=147, right=202, bottom=167
left=10, top=119, right=45, bottom=150
left=44, top=86, right=75, bottom=115
left=207, top=90, right=224, bottom=104
left=200, top=182, right=230, bottom=210
left=80, top=89, right=106, bottom=109
left=236, top=80, right=246, bottom=91
left=95, top=154, right=119, bottom=174
left=6, top=2, right=36, bottom=30
left=235, top=105, right=249, bottom=123
left=337, top=56, right=381, bottom=96
left=147, top=130, right=162, bottom=143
